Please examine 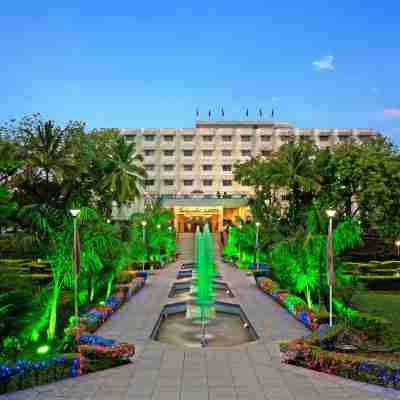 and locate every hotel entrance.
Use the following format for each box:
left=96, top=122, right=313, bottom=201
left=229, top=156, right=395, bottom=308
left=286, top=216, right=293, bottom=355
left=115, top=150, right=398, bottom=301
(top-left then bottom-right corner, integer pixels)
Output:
left=178, top=214, right=219, bottom=233
left=174, top=207, right=223, bottom=233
